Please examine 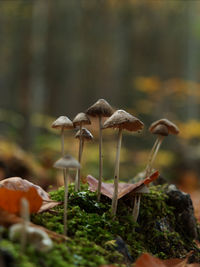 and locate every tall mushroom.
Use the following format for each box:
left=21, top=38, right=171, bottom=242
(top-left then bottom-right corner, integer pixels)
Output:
left=52, top=116, right=74, bottom=187
left=54, top=154, right=80, bottom=236
left=103, top=110, right=144, bottom=216
left=73, top=113, right=91, bottom=191
left=145, top=119, right=179, bottom=178
left=86, top=99, right=114, bottom=201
